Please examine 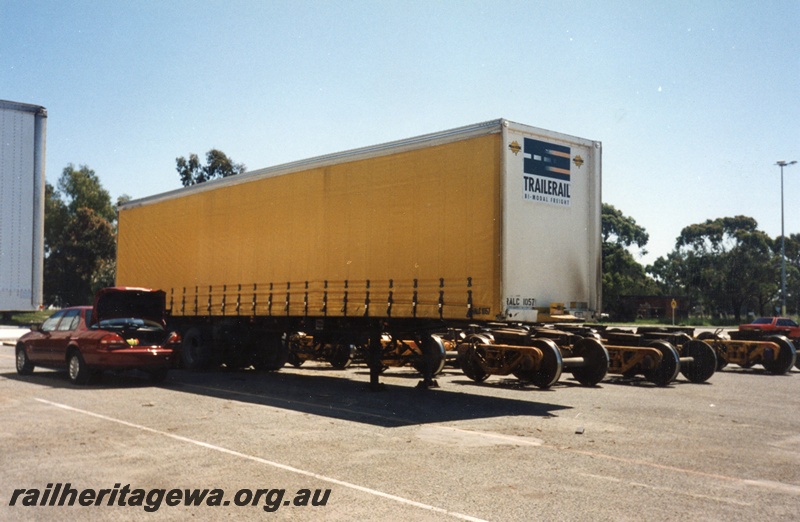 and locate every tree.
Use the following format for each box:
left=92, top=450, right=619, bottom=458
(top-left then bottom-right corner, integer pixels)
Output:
left=657, top=216, right=776, bottom=321
left=44, top=165, right=117, bottom=306
left=648, top=251, right=688, bottom=298
left=601, top=204, right=659, bottom=318
left=44, top=182, right=69, bottom=257
left=602, top=203, right=649, bottom=251
left=176, top=149, right=246, bottom=186
left=57, top=163, right=116, bottom=222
